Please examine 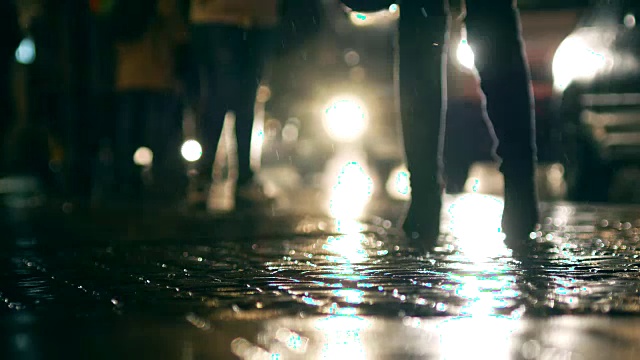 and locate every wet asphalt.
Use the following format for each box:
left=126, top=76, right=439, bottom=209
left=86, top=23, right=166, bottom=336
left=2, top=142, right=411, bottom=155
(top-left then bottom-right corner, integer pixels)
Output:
left=2, top=179, right=640, bottom=359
